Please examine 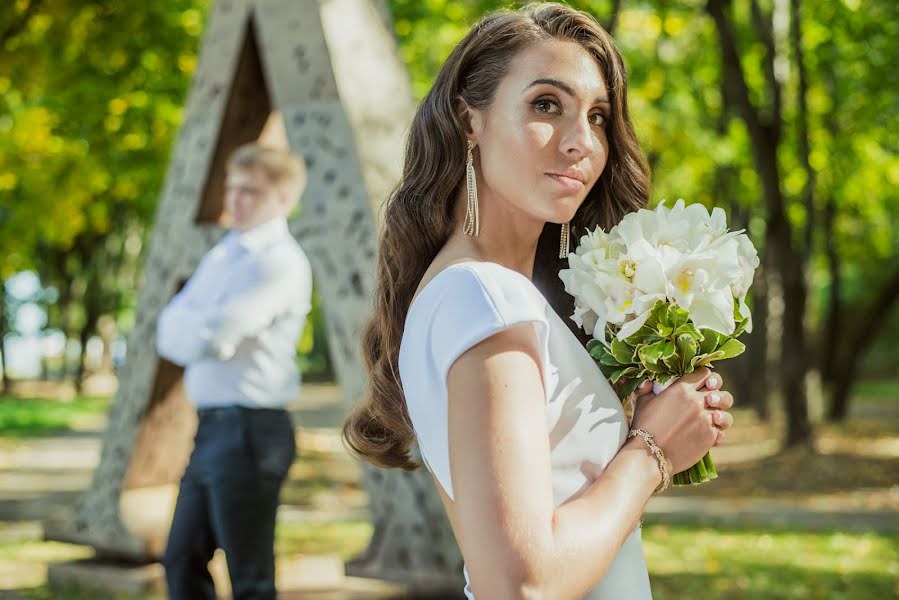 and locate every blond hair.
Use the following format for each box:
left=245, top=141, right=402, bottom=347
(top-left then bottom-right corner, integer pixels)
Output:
left=227, top=143, right=305, bottom=192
